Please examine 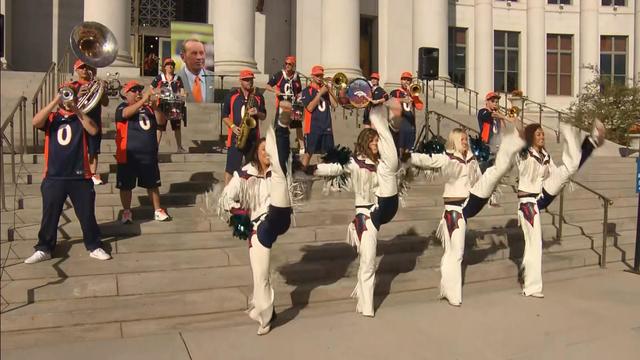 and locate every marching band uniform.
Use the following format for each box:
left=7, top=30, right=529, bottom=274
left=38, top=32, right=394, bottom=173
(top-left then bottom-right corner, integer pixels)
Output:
left=362, top=72, right=388, bottom=127
left=389, top=71, right=422, bottom=153
left=307, top=106, right=399, bottom=316
left=219, top=124, right=292, bottom=335
left=410, top=129, right=525, bottom=306
left=516, top=123, right=602, bottom=297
